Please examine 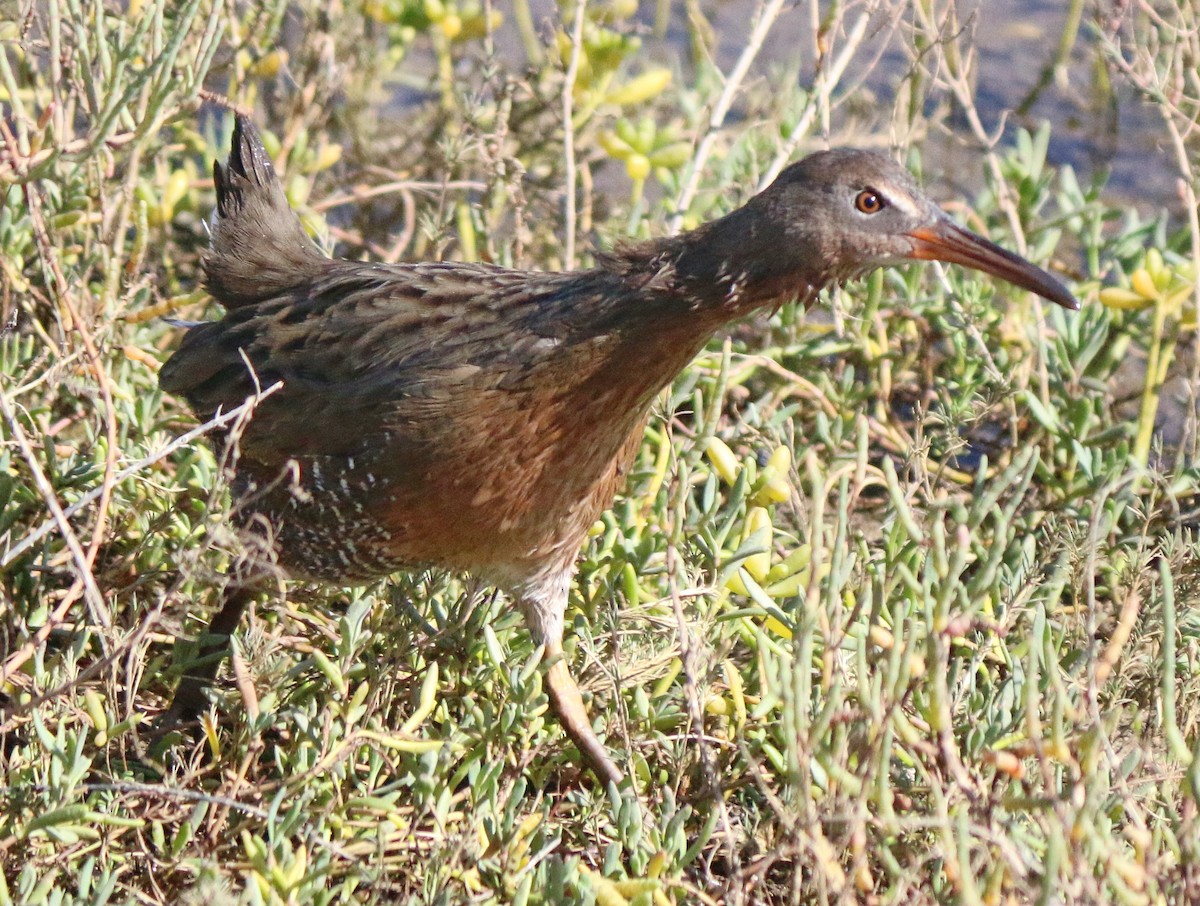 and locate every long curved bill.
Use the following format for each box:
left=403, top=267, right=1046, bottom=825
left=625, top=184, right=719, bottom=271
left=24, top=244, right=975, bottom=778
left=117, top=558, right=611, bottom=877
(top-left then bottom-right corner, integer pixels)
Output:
left=908, top=219, right=1079, bottom=311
